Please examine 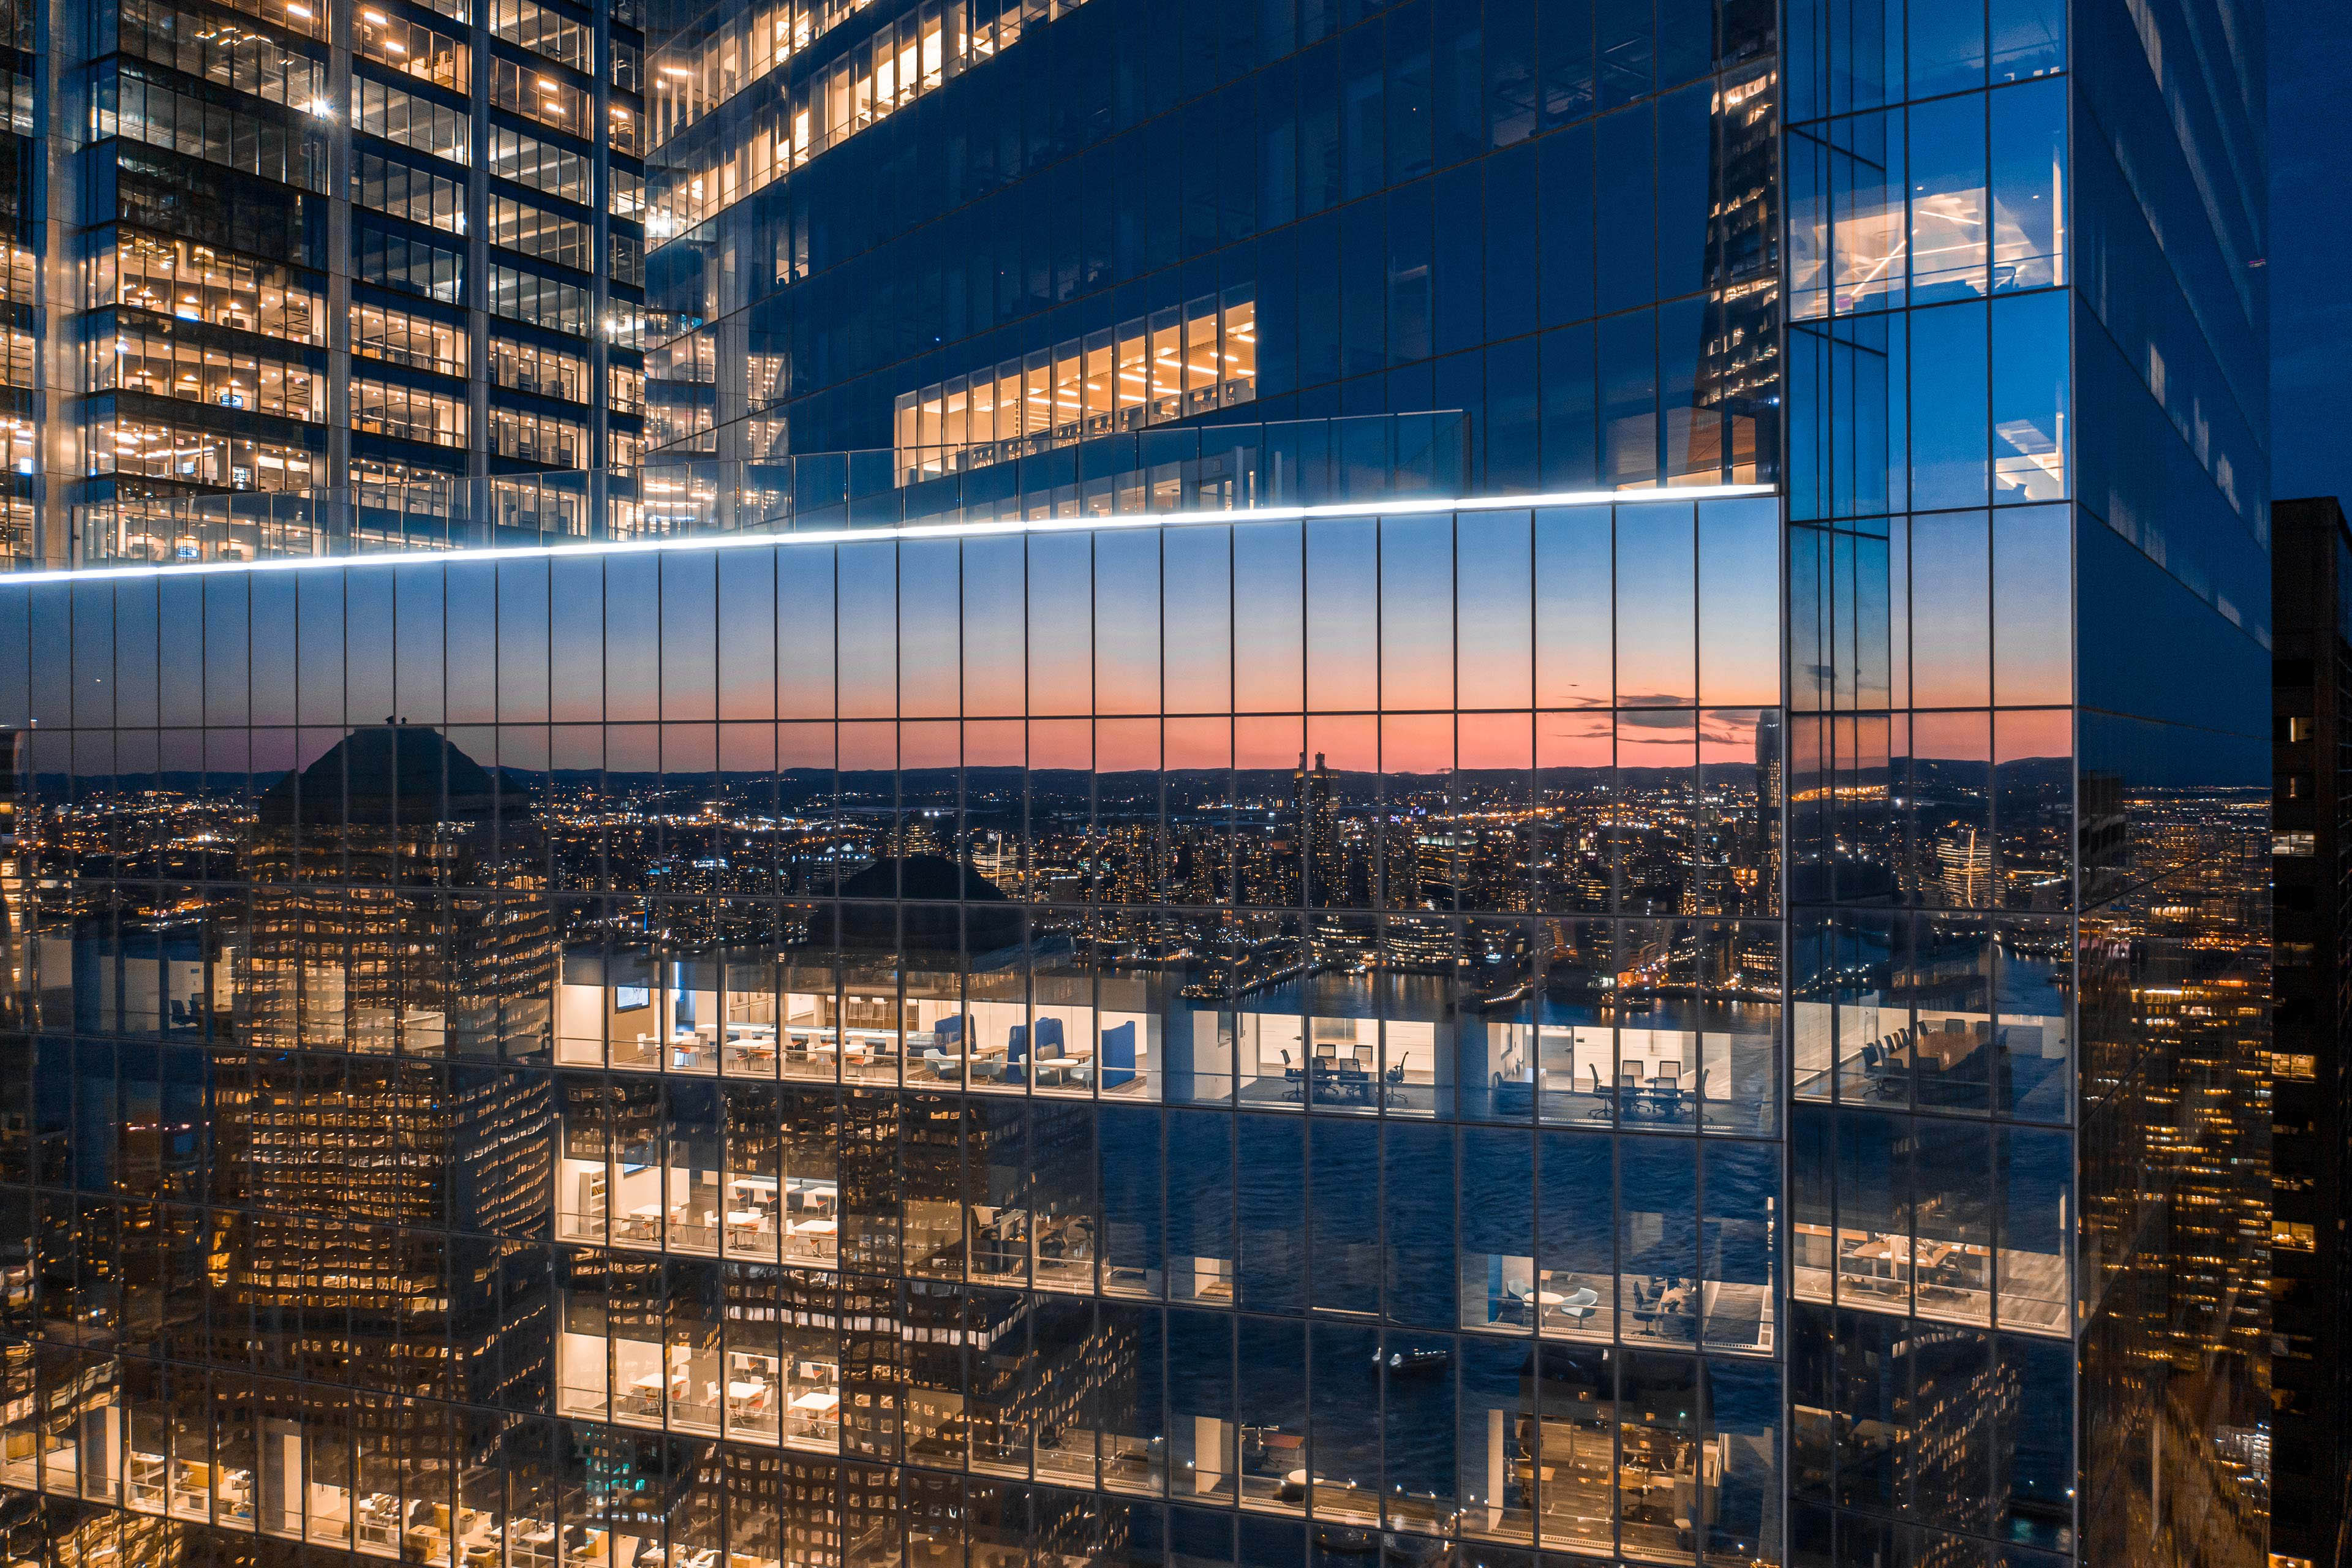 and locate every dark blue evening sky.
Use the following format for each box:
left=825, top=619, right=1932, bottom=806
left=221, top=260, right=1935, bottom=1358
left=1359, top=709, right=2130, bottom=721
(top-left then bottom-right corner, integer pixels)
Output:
left=2269, top=0, right=2352, bottom=506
